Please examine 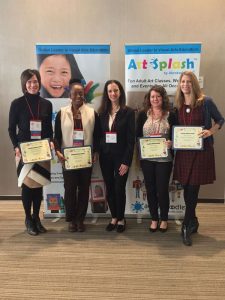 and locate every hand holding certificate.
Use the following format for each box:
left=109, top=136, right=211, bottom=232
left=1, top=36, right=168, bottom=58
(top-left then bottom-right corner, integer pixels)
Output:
left=139, top=137, right=168, bottom=159
left=20, top=139, right=52, bottom=164
left=63, top=146, right=92, bottom=170
left=172, top=126, right=203, bottom=150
